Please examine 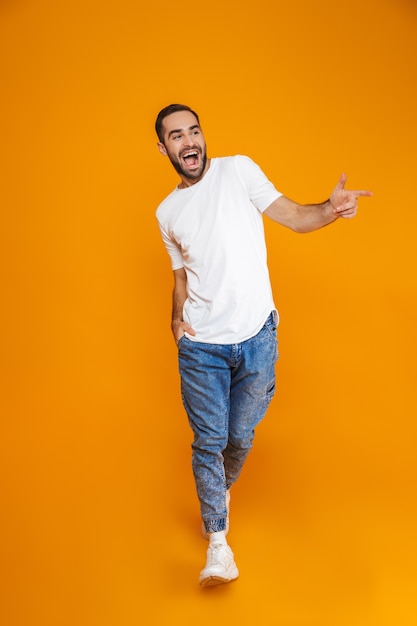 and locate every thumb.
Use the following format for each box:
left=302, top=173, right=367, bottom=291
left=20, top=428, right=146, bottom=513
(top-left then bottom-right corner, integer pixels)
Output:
left=336, top=172, right=347, bottom=190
